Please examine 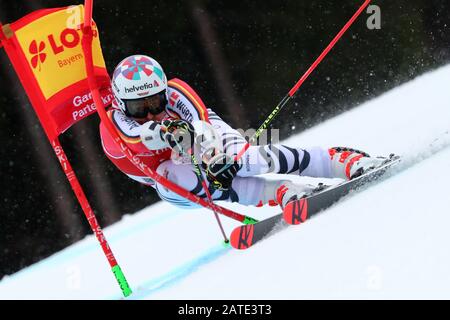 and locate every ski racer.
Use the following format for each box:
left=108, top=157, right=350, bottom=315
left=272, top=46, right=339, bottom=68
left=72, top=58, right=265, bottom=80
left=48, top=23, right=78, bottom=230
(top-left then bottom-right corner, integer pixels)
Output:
left=100, top=54, right=387, bottom=210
